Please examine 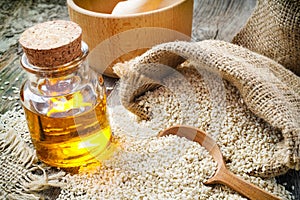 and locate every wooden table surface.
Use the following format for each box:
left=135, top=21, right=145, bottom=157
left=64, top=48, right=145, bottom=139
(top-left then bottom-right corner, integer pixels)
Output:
left=0, top=0, right=299, bottom=199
